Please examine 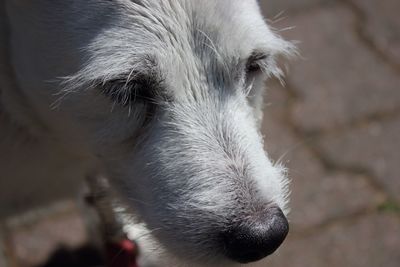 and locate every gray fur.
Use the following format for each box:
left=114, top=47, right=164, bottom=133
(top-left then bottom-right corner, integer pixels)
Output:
left=0, top=0, right=294, bottom=266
